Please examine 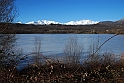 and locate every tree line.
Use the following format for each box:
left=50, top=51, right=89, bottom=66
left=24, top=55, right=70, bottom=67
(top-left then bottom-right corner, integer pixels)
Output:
left=0, top=23, right=124, bottom=34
